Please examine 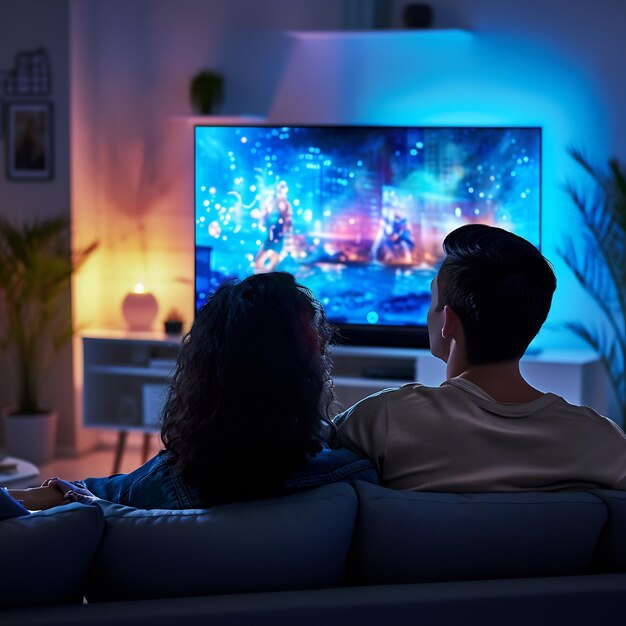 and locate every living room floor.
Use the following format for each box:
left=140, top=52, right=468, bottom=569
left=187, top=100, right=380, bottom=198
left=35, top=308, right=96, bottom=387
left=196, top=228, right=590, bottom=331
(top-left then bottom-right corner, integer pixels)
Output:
left=36, top=433, right=162, bottom=485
